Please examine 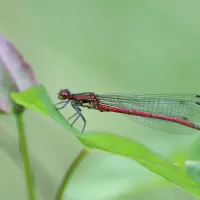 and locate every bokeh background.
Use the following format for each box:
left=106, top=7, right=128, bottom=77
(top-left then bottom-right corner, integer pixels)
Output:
left=0, top=0, right=200, bottom=199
